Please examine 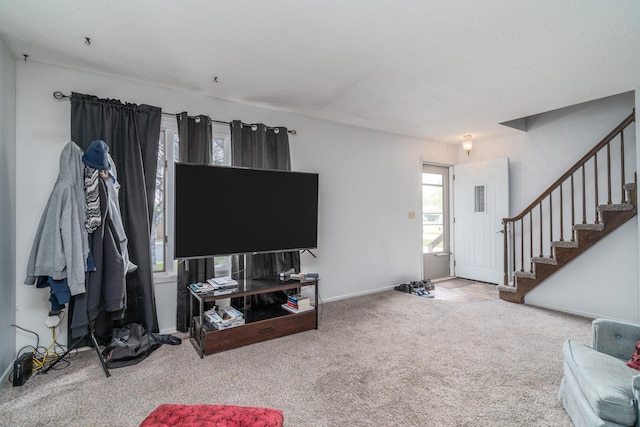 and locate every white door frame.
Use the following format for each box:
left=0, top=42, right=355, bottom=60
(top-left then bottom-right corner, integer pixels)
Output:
left=420, top=159, right=454, bottom=280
